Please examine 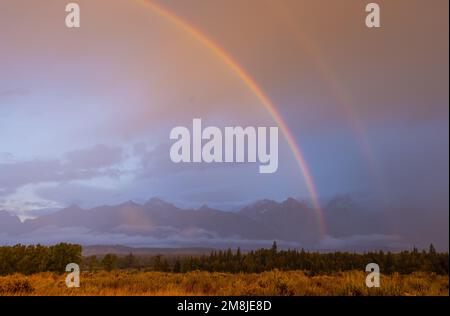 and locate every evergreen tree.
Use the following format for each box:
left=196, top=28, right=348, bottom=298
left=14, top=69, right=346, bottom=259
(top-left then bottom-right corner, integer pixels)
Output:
left=101, top=254, right=118, bottom=271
